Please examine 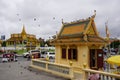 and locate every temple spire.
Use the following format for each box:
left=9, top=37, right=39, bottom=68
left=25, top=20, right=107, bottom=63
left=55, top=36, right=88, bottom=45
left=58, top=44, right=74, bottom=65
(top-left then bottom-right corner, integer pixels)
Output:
left=21, top=25, right=26, bottom=35
left=105, top=21, right=110, bottom=40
